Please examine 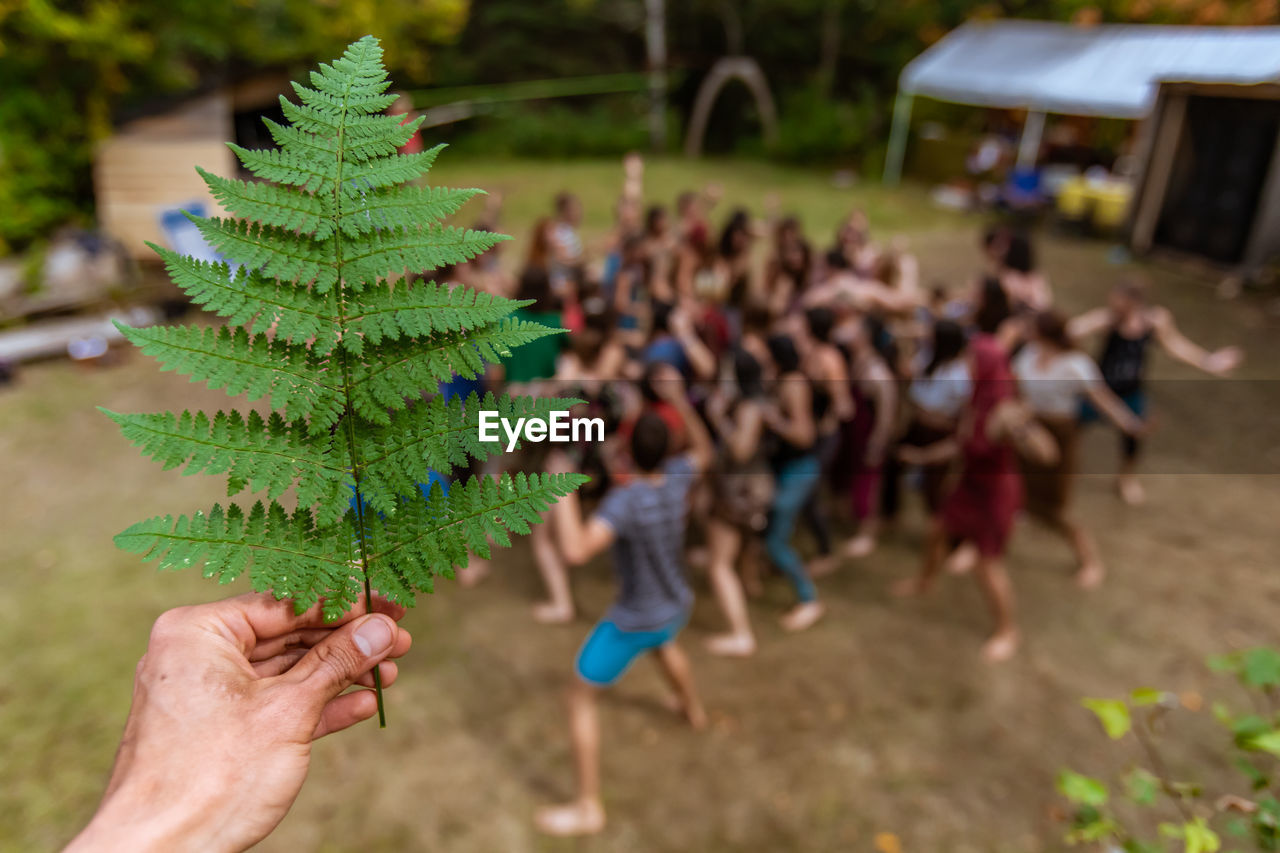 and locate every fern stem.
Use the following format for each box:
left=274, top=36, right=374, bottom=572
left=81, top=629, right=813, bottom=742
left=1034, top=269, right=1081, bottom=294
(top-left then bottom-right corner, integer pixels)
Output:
left=329, top=55, right=386, bottom=727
